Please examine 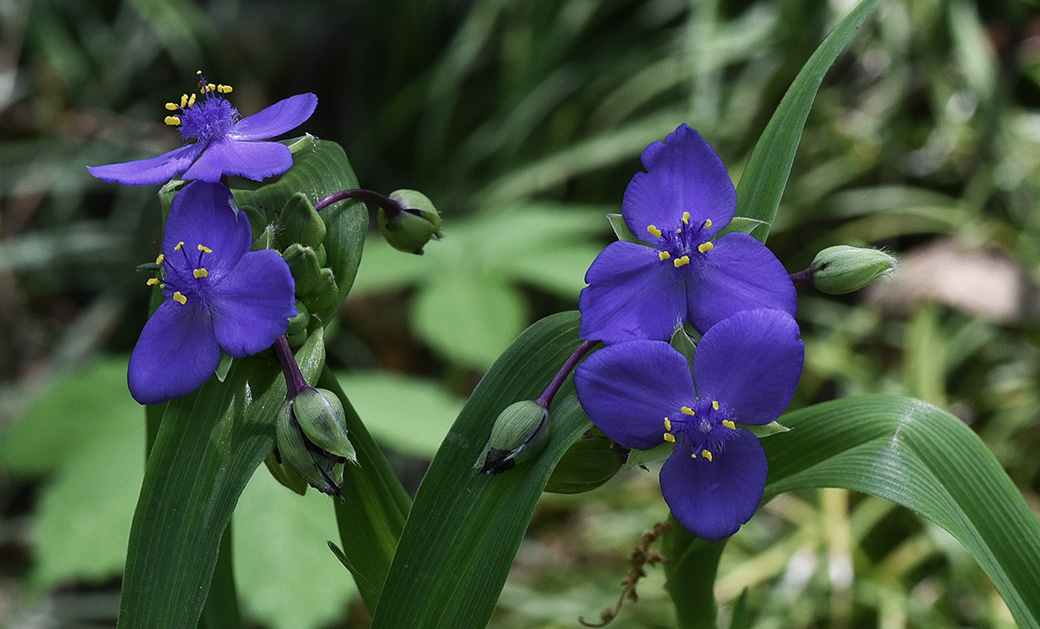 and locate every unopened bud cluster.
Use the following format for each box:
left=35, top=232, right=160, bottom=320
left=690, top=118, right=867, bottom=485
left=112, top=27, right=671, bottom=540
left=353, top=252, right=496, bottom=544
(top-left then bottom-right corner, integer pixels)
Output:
left=272, top=387, right=357, bottom=496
